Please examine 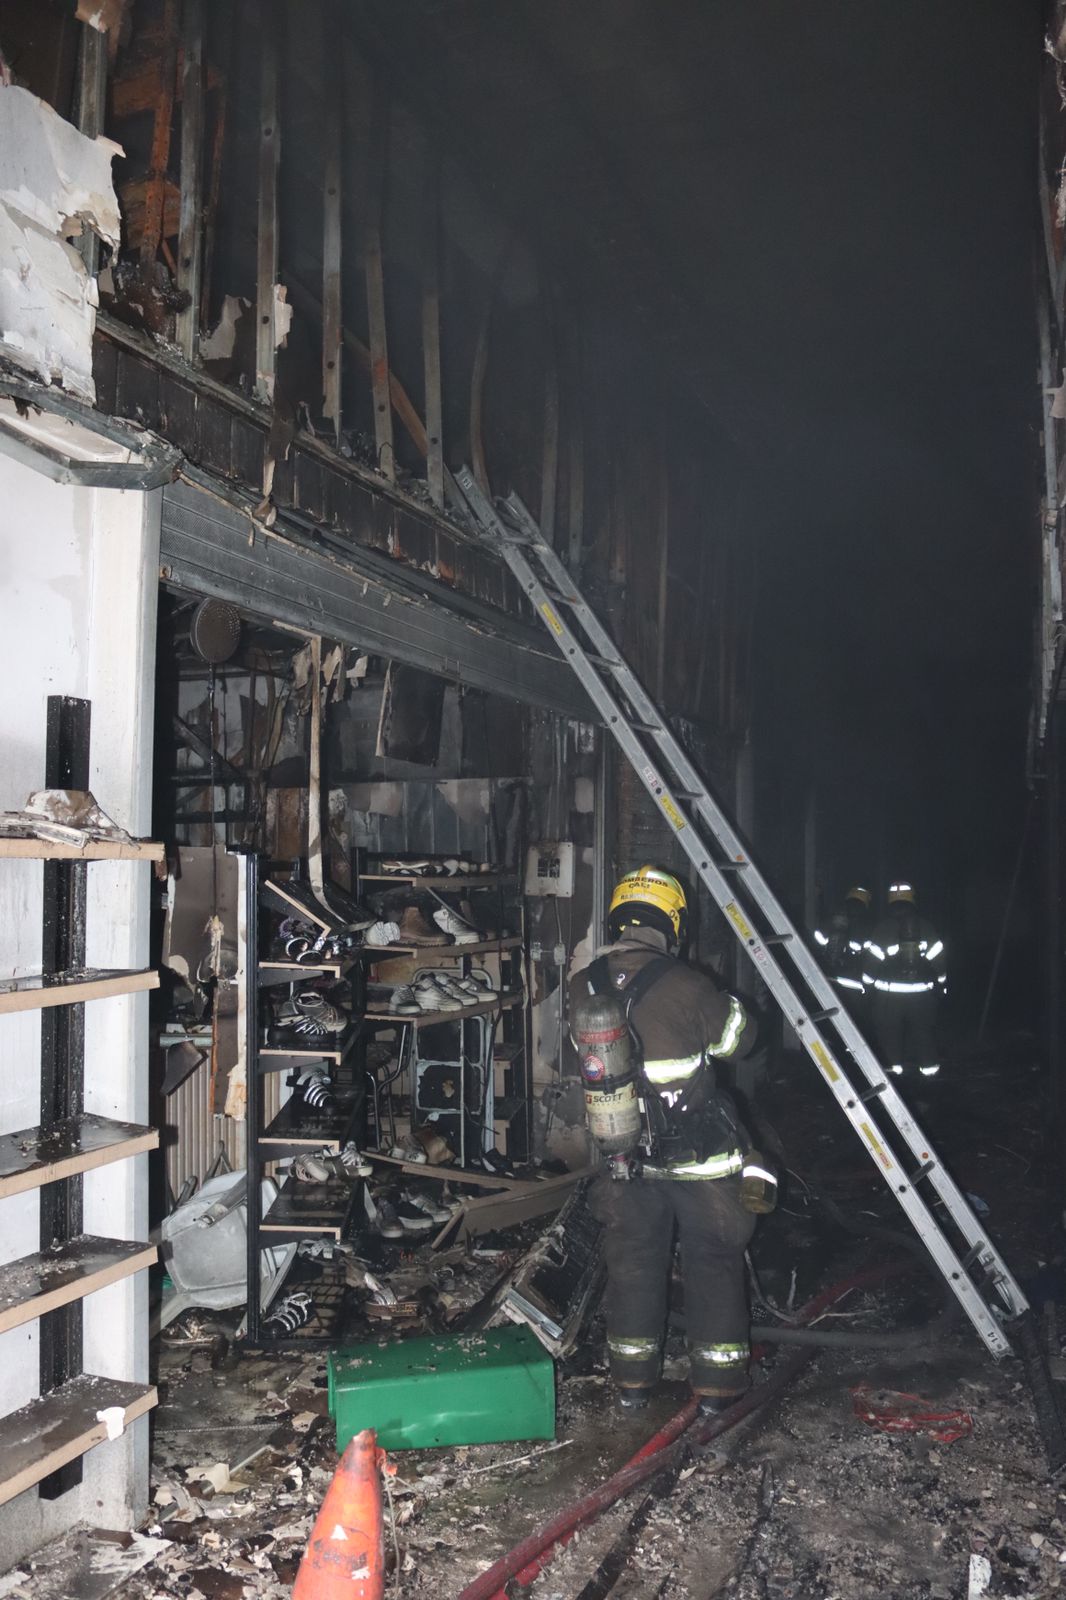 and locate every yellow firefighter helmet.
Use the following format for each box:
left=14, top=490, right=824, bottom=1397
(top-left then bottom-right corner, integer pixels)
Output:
left=608, top=865, right=688, bottom=946
left=887, top=882, right=916, bottom=906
